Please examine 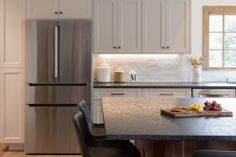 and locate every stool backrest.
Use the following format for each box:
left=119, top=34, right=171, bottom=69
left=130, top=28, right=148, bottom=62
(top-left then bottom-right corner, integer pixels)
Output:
left=73, top=110, right=91, bottom=157
left=77, top=100, right=92, bottom=127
